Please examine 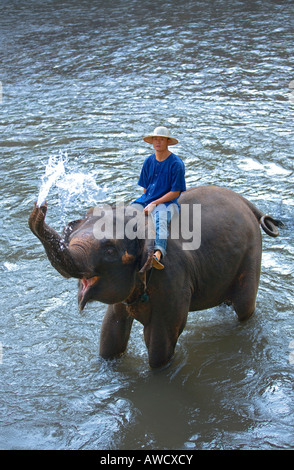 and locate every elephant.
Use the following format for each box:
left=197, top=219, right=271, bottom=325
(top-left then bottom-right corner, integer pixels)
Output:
left=28, top=185, right=283, bottom=368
